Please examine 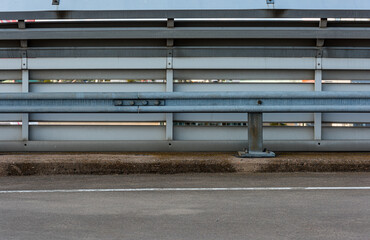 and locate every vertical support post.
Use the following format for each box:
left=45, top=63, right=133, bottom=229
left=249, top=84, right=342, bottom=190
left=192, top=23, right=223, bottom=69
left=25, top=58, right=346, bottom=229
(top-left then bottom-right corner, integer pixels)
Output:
left=166, top=18, right=174, bottom=141
left=315, top=21, right=324, bottom=141
left=21, top=69, right=29, bottom=141
left=314, top=69, right=322, bottom=140
left=248, top=113, right=263, bottom=153
left=238, top=113, right=275, bottom=158
left=19, top=20, right=29, bottom=141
